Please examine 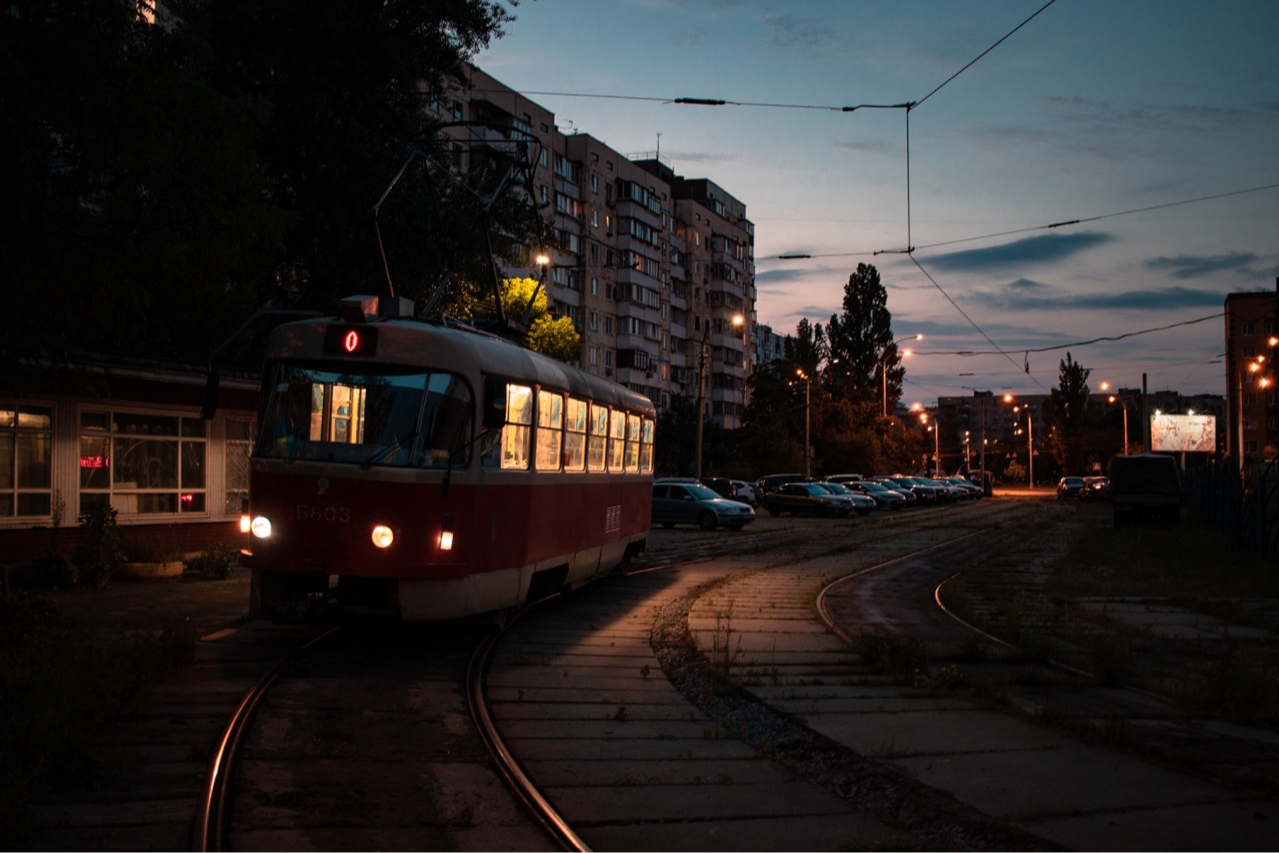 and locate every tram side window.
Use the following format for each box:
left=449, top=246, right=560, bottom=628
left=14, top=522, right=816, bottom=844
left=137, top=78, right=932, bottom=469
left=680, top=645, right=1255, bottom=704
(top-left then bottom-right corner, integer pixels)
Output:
left=640, top=417, right=655, bottom=473
left=564, top=397, right=587, bottom=472
left=587, top=402, right=608, bottom=472
left=607, top=409, right=626, bottom=471
left=624, top=414, right=641, bottom=472
left=535, top=389, right=563, bottom=471
left=482, top=383, right=533, bottom=470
